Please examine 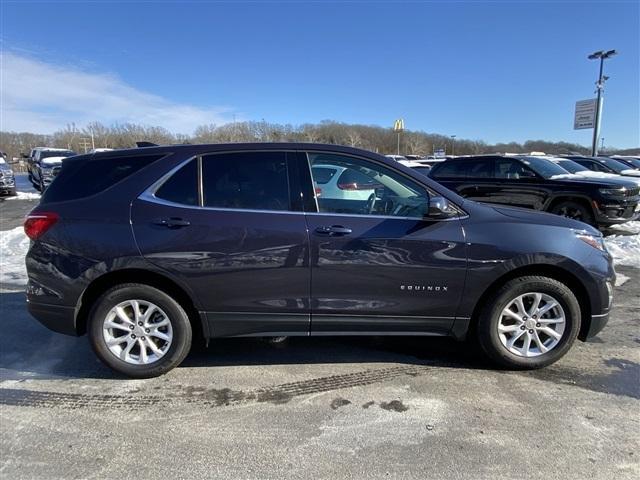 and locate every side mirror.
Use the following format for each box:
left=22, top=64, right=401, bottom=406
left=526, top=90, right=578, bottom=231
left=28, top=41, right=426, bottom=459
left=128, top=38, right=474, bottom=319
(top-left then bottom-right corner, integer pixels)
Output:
left=20, top=153, right=29, bottom=159
left=427, top=196, right=458, bottom=219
